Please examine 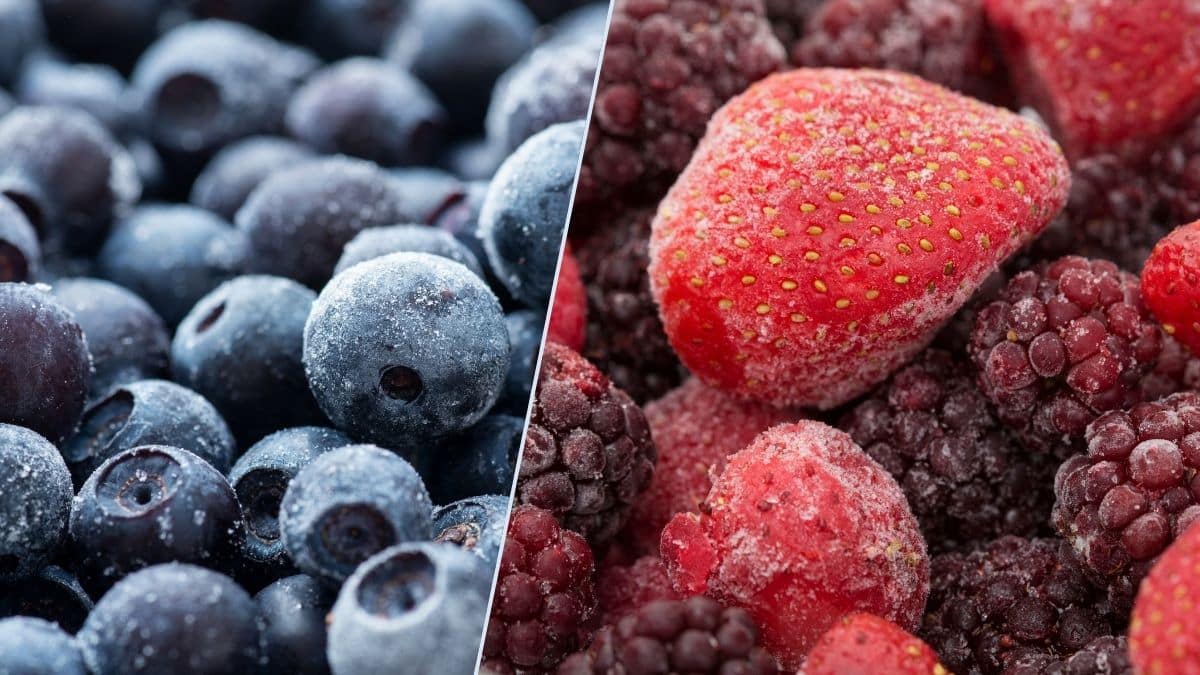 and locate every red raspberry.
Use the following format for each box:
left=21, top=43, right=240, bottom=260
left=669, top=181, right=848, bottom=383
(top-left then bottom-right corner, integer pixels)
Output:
left=595, top=556, right=680, bottom=627
left=804, top=613, right=944, bottom=675
left=483, top=506, right=597, bottom=674
left=660, top=421, right=929, bottom=670
left=649, top=68, right=1070, bottom=409
left=1130, top=523, right=1200, bottom=675
left=548, top=244, right=586, bottom=352
left=1142, top=220, right=1200, bottom=357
